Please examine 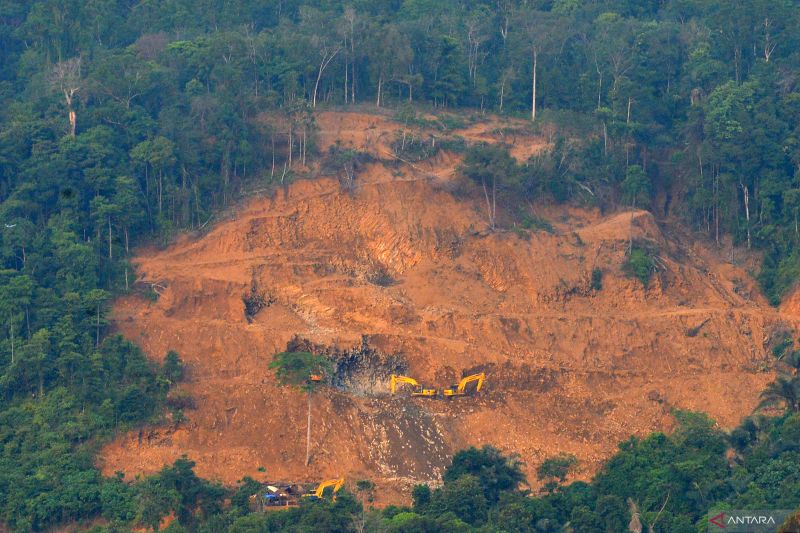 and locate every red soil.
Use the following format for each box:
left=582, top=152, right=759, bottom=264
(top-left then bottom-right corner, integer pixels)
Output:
left=99, top=112, right=795, bottom=504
